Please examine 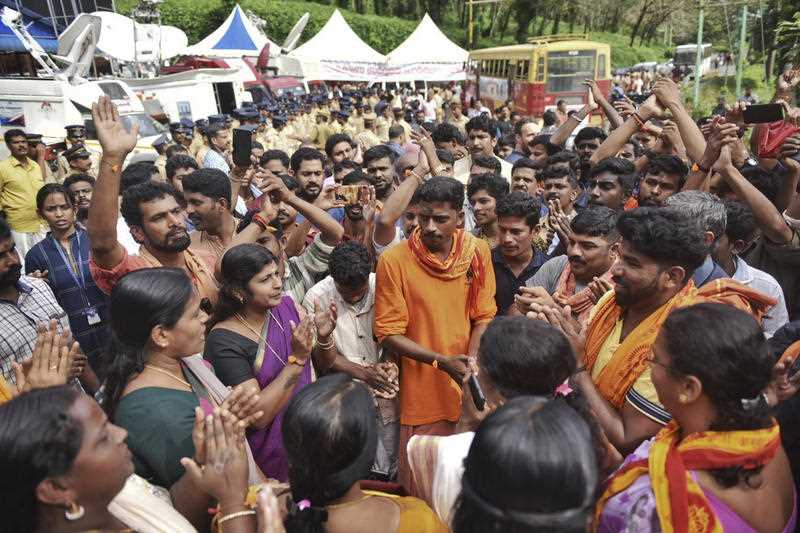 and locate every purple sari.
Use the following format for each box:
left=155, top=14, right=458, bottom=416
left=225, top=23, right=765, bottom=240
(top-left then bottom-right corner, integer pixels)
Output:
left=247, top=295, right=312, bottom=481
